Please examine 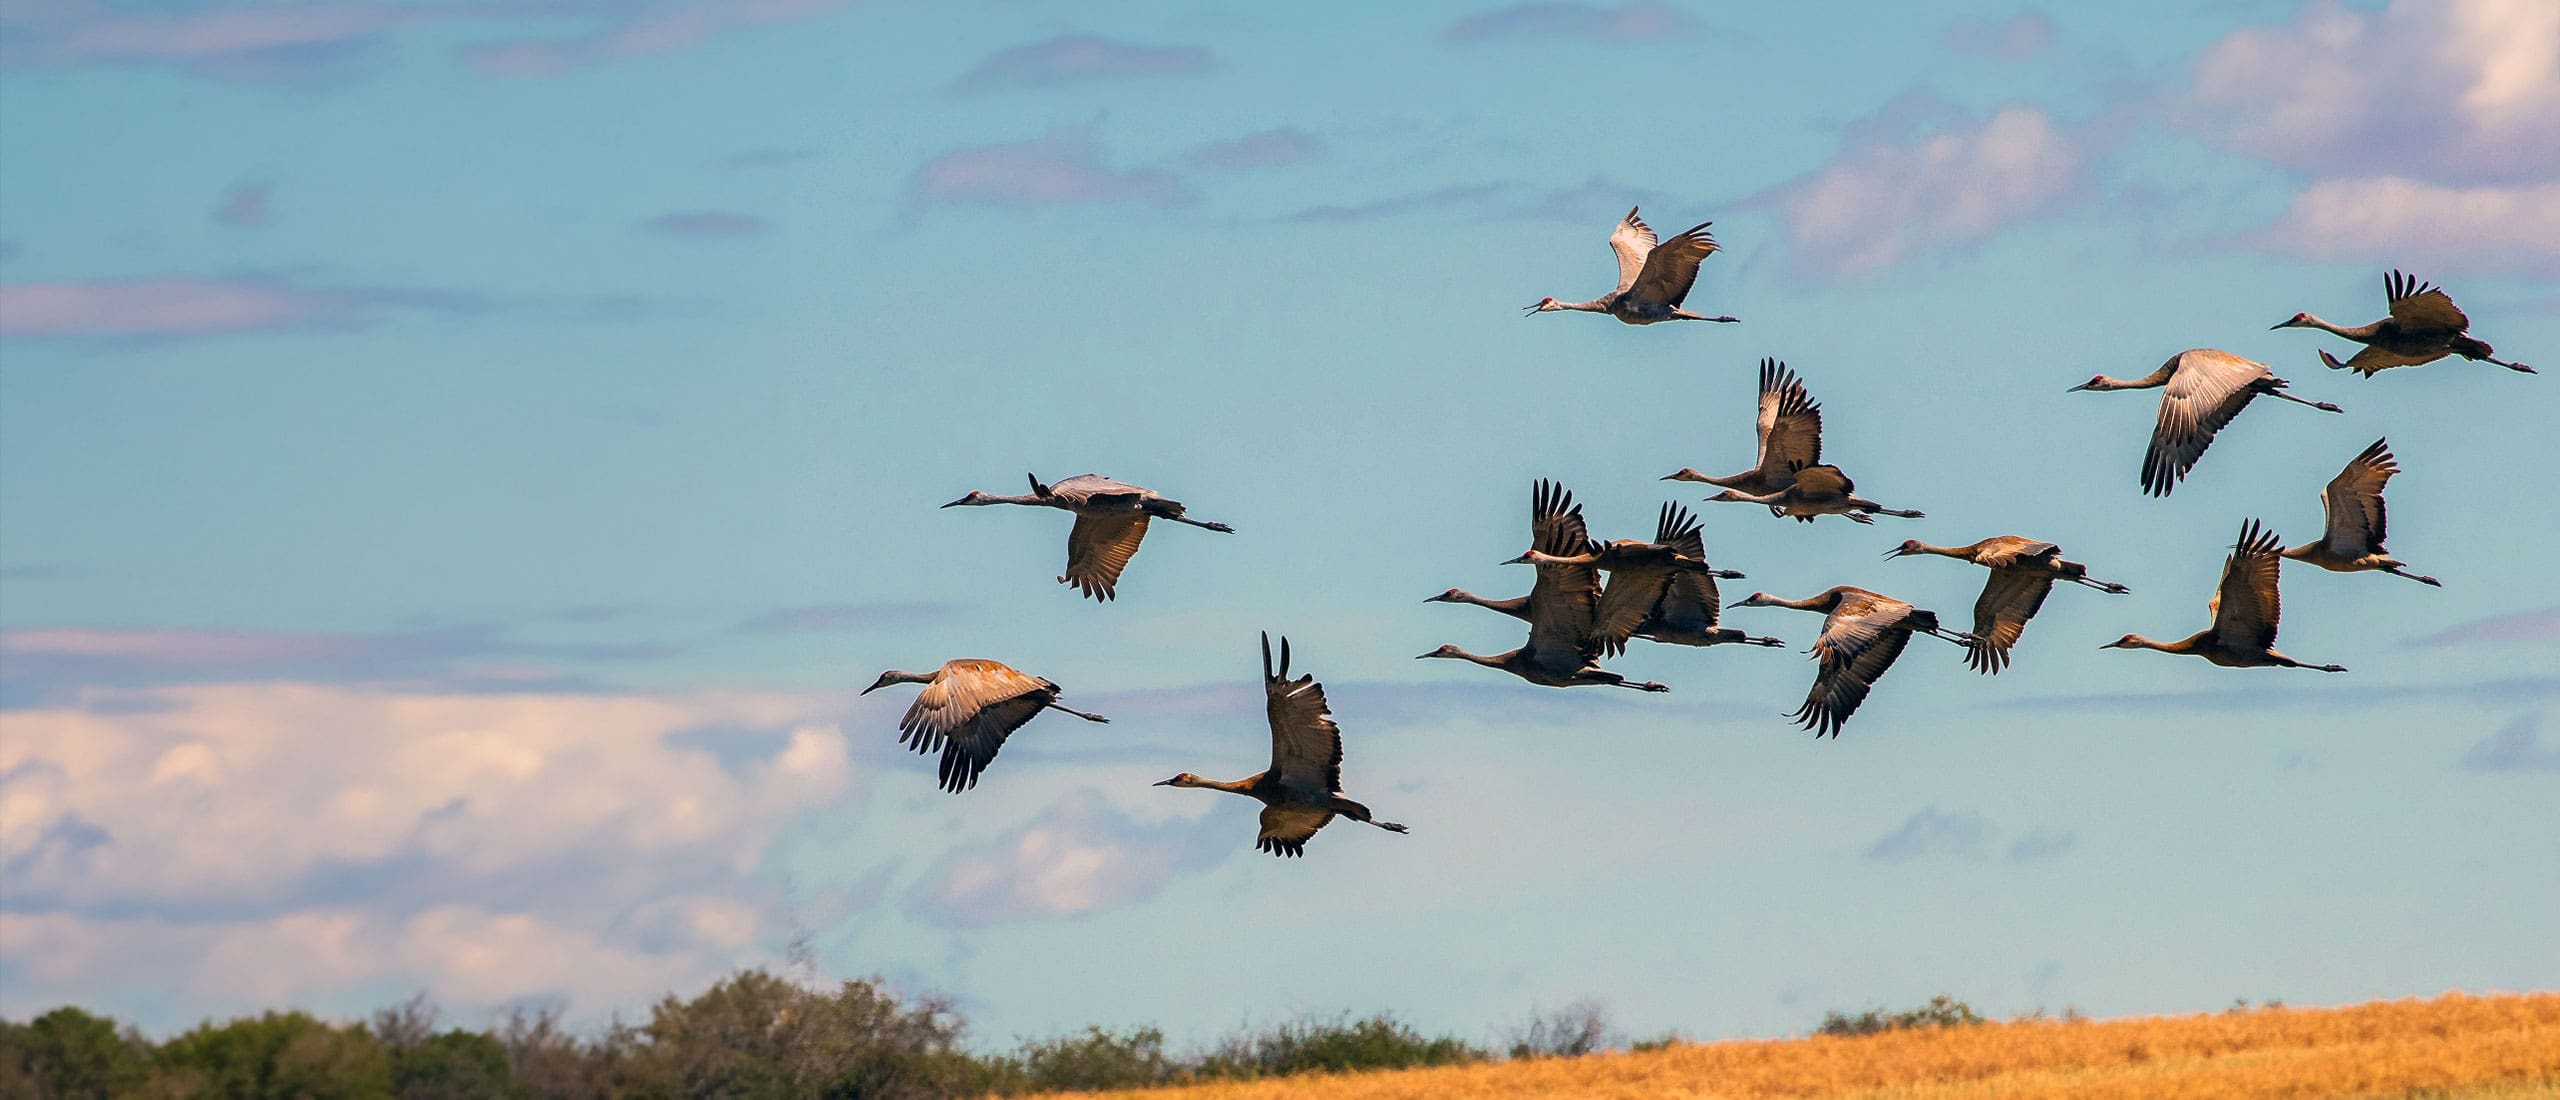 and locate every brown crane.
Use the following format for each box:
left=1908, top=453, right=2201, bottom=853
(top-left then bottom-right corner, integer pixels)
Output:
left=2101, top=519, right=2346, bottom=672
left=1504, top=502, right=1749, bottom=657
left=1418, top=479, right=1669, bottom=692
left=1704, top=462, right=1924, bottom=524
left=863, top=659, right=1109, bottom=792
left=2068, top=349, right=2343, bottom=497
left=1663, top=358, right=1822, bottom=495
left=1728, top=586, right=1968, bottom=736
left=1155, top=634, right=1409, bottom=858
left=2274, top=271, right=2535, bottom=376
left=2280, top=438, right=2440, bottom=587
left=943, top=473, right=1233, bottom=600
left=1884, top=536, right=2131, bottom=674
left=1525, top=207, right=1738, bottom=325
